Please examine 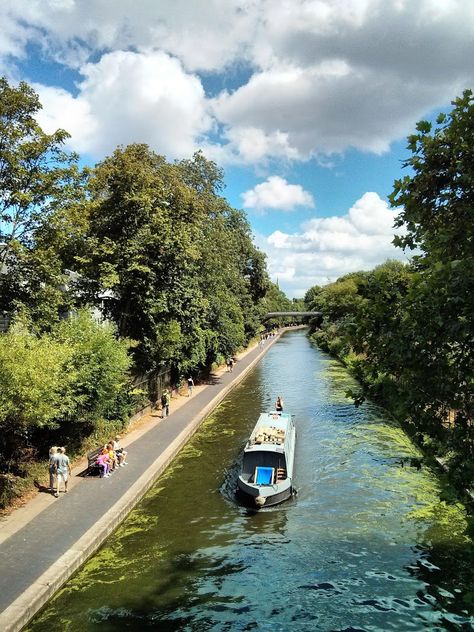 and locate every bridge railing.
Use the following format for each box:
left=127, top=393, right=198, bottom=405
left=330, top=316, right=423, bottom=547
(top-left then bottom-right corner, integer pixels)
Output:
left=262, top=311, right=322, bottom=320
